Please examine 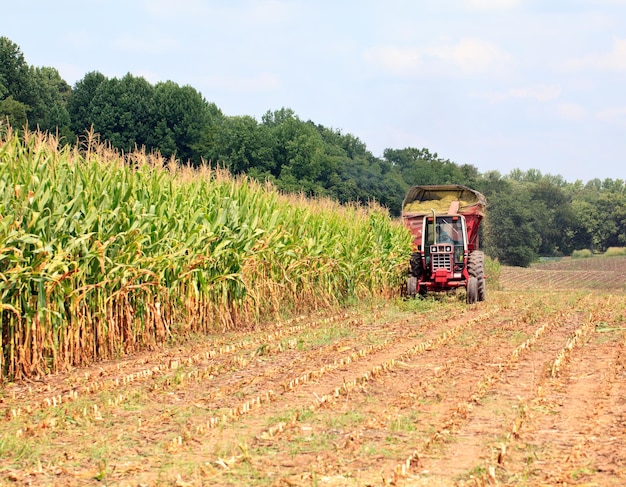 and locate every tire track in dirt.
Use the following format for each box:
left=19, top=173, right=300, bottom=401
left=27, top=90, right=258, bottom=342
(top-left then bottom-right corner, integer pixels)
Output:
left=2, top=310, right=357, bottom=405
left=1, top=303, right=471, bottom=418
left=2, top=309, right=388, bottom=433
left=148, top=305, right=506, bottom=487
left=183, top=297, right=548, bottom=485
left=0, top=302, right=471, bottom=485
left=167, top=305, right=496, bottom=439
left=407, top=293, right=596, bottom=485
left=84, top=305, right=496, bottom=485
left=257, top=293, right=589, bottom=486
left=0, top=310, right=368, bottom=484
left=6, top=292, right=619, bottom=487
left=491, top=295, right=626, bottom=486
left=138, top=294, right=574, bottom=486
